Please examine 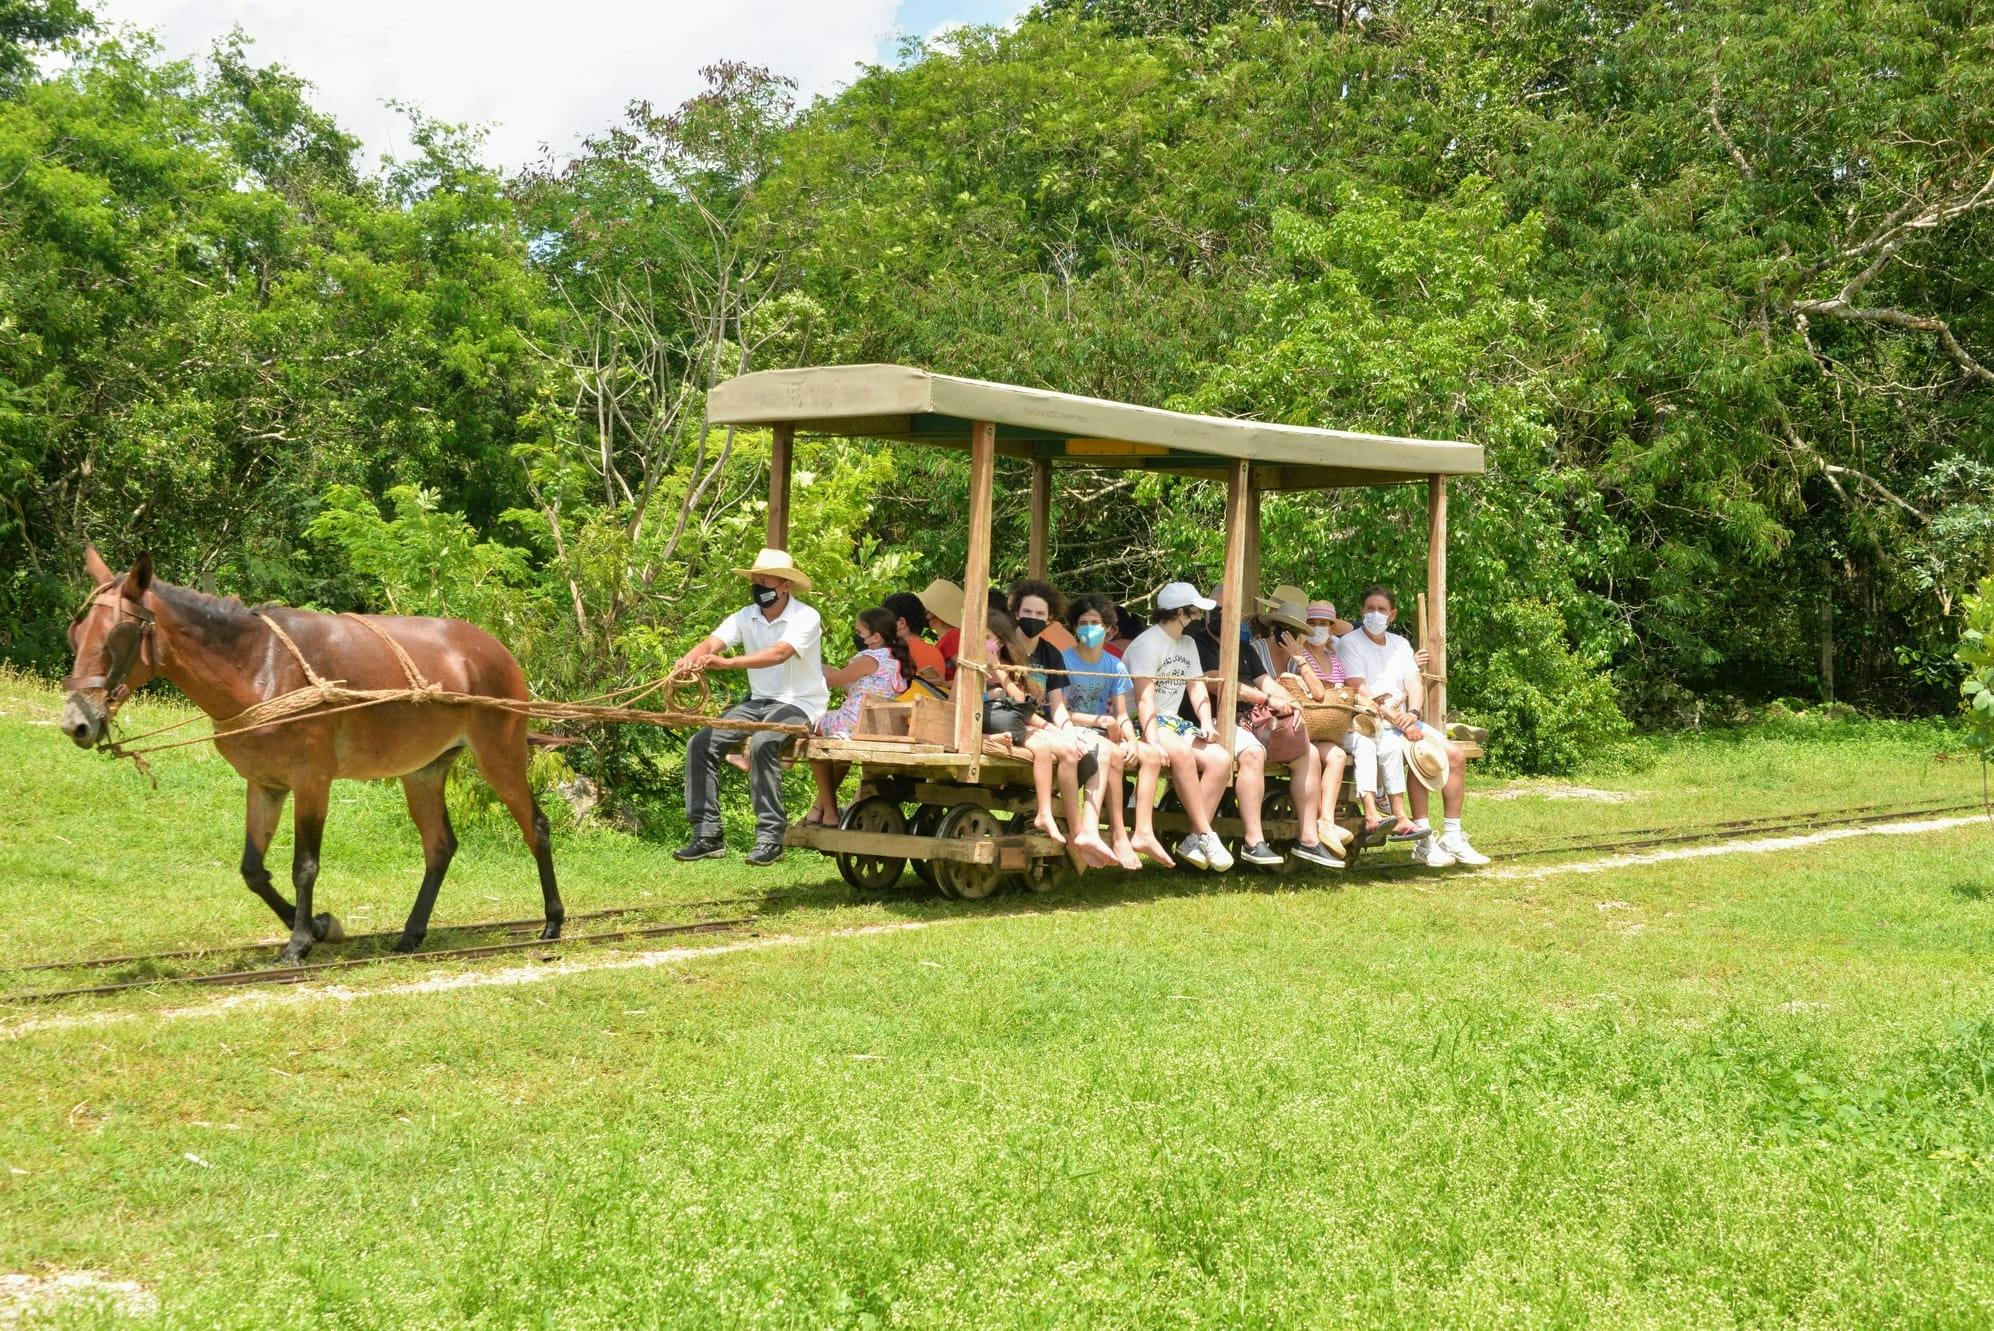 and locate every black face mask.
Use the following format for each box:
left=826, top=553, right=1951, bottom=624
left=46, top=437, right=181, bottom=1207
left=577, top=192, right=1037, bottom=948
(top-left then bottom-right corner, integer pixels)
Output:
left=853, top=630, right=870, bottom=652
left=752, top=583, right=780, bottom=610
left=1015, top=615, right=1048, bottom=640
